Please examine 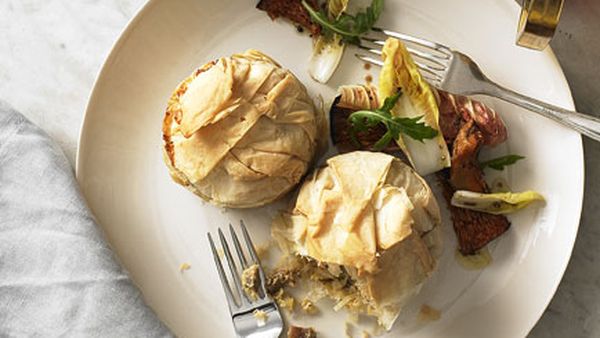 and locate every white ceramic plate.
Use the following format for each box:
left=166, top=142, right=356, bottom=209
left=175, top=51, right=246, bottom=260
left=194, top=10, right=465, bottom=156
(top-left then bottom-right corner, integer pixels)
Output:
left=76, top=0, right=584, bottom=337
